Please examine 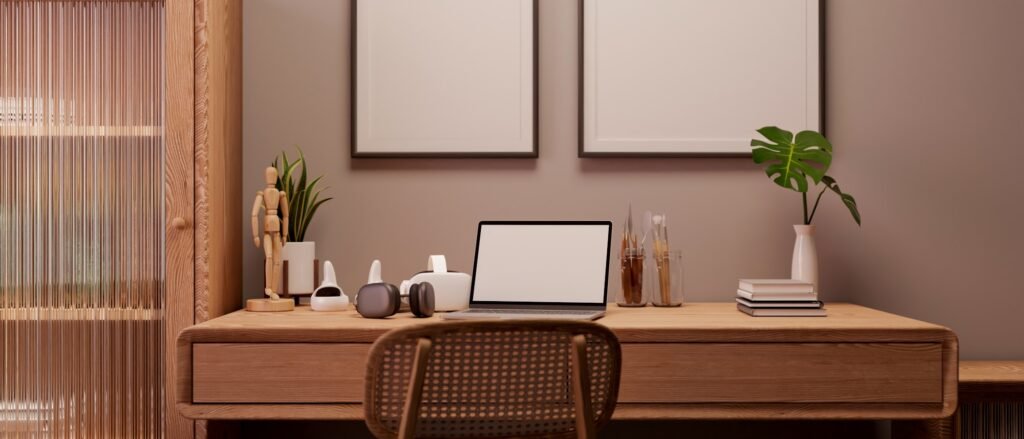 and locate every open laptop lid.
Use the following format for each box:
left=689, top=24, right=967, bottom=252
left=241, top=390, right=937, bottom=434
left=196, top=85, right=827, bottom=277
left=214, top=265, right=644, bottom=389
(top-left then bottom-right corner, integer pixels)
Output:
left=469, top=221, right=612, bottom=310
